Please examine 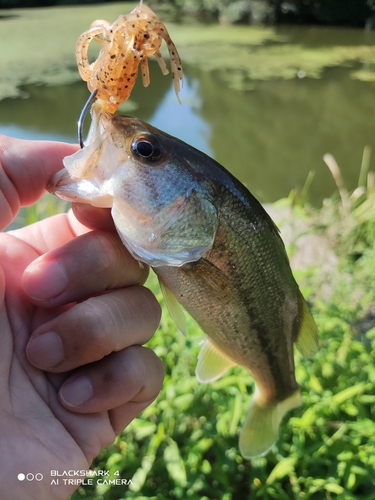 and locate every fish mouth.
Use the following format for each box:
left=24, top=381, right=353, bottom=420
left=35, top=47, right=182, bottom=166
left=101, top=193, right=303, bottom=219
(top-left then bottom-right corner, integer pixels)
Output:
left=48, top=168, right=74, bottom=192
left=47, top=168, right=112, bottom=207
left=47, top=168, right=79, bottom=201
